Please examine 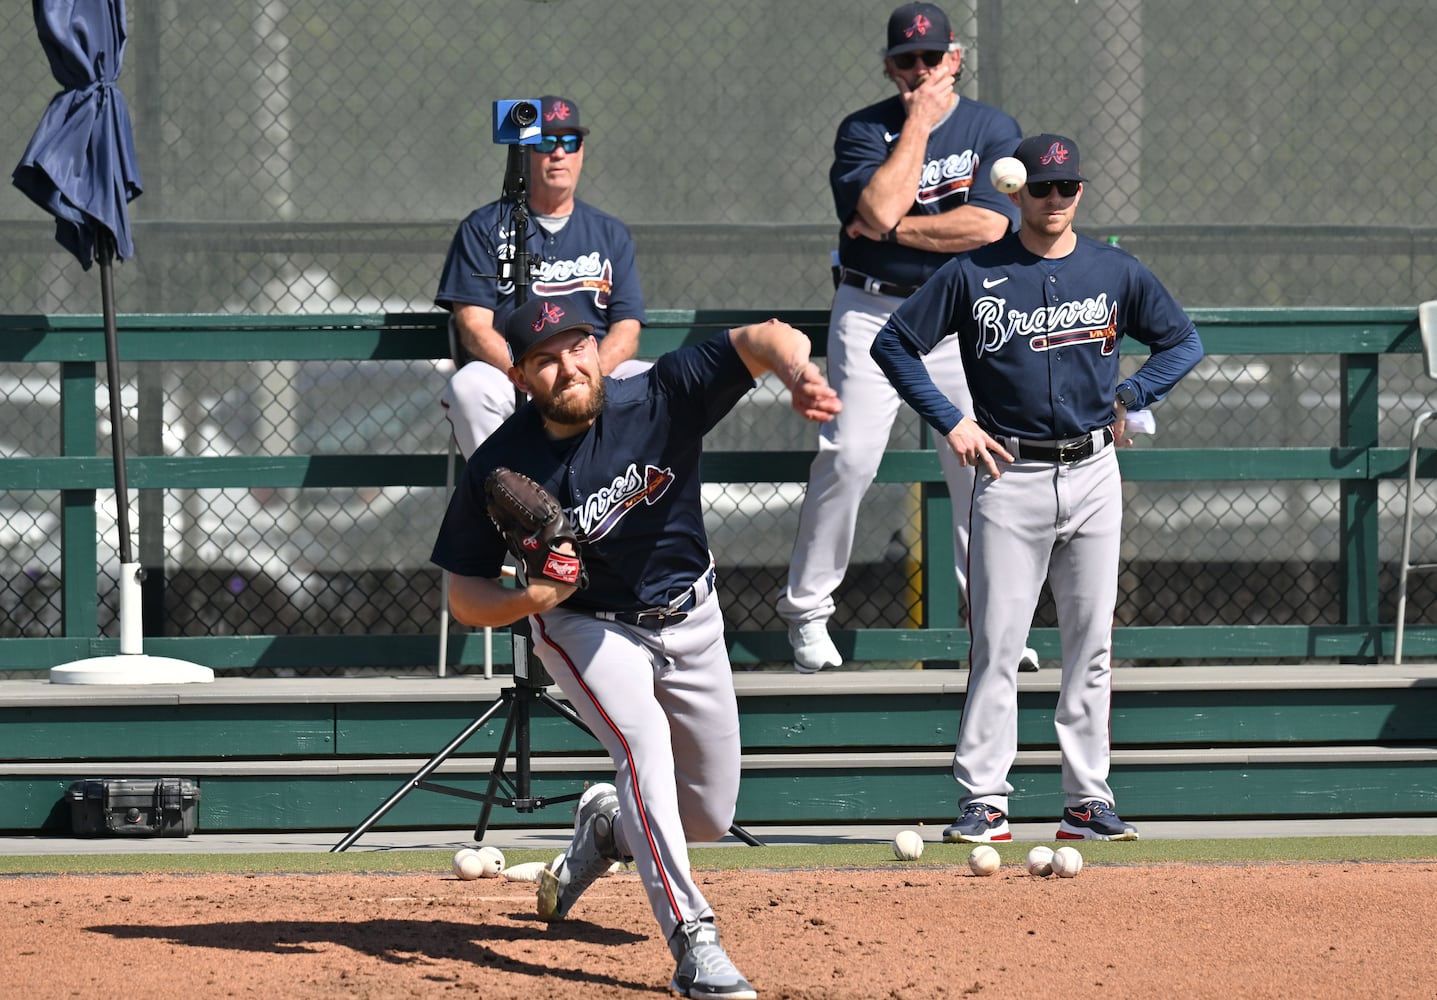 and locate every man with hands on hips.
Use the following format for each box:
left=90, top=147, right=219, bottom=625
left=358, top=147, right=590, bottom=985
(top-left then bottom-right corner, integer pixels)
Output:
left=871, top=133, right=1203, bottom=843
left=778, top=2, right=1034, bottom=674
